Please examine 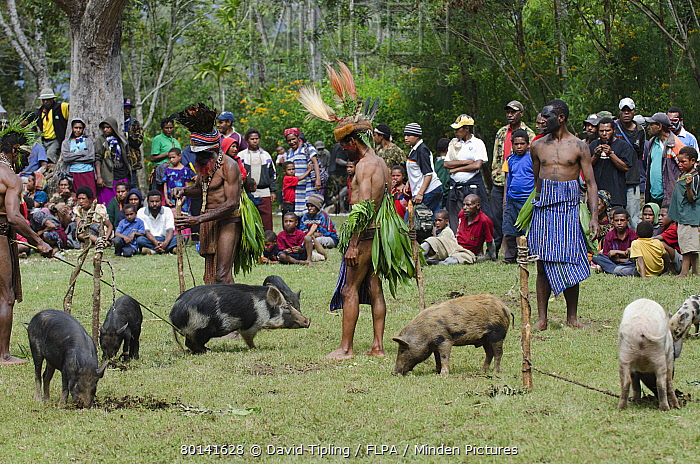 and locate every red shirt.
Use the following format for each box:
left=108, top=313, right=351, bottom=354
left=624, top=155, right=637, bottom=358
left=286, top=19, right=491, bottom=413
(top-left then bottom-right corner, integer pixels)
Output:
left=660, top=223, right=680, bottom=252
left=277, top=228, right=305, bottom=251
left=456, top=210, right=494, bottom=254
left=601, top=227, right=638, bottom=255
left=282, top=175, right=300, bottom=203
